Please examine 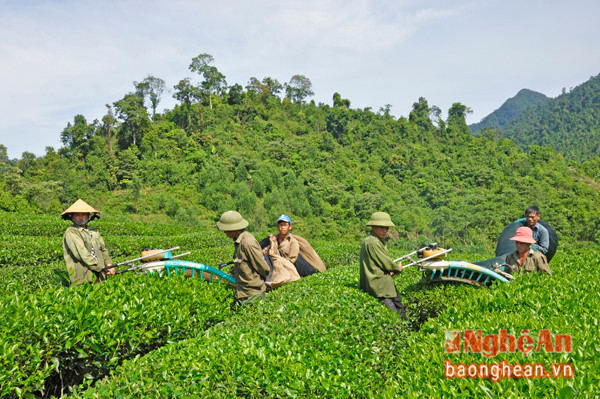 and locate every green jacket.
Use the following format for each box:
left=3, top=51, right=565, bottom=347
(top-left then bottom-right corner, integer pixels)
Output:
left=506, top=250, right=552, bottom=276
left=359, top=233, right=403, bottom=298
left=63, top=225, right=112, bottom=286
left=231, top=231, right=270, bottom=299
